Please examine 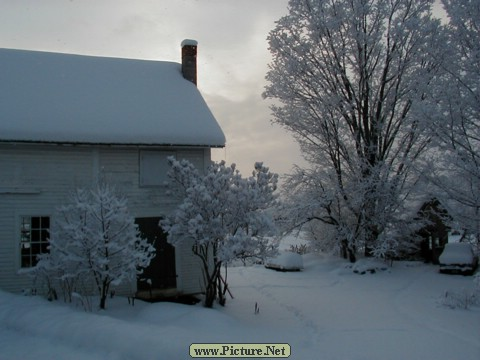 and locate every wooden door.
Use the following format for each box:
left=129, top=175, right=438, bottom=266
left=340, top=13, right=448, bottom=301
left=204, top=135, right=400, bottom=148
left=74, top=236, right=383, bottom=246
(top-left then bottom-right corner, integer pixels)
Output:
left=135, top=217, right=176, bottom=290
